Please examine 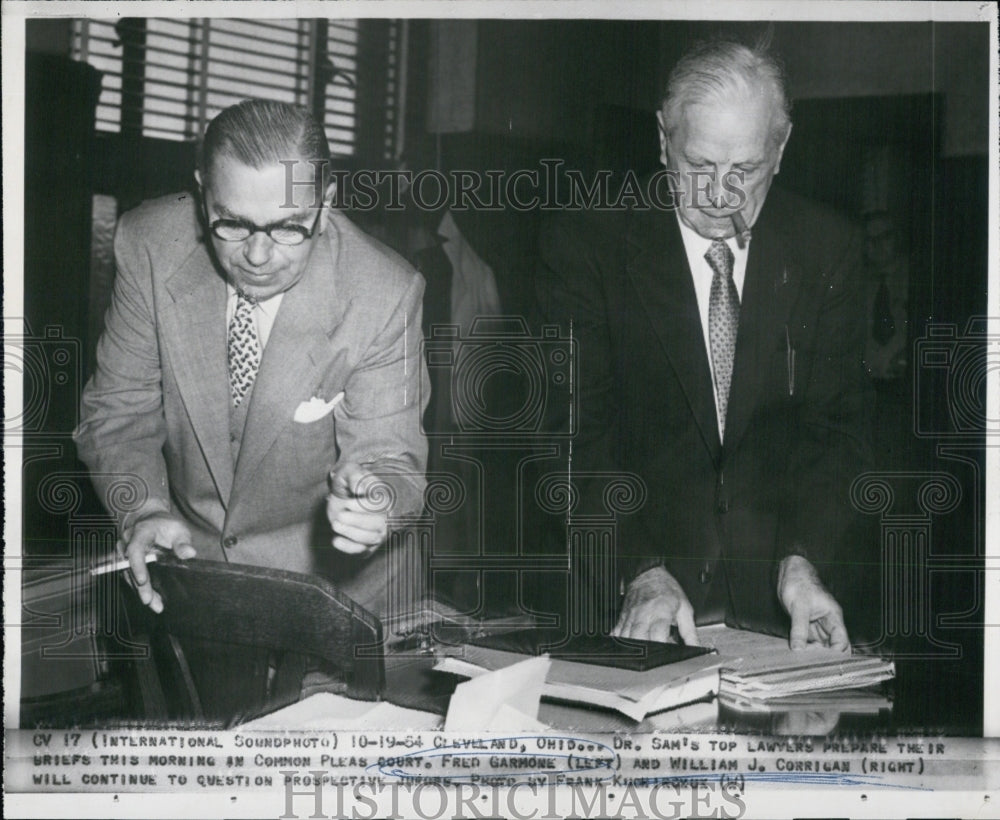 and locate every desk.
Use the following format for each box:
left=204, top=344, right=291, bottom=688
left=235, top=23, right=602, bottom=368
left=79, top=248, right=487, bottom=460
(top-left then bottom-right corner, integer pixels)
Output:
left=245, top=622, right=982, bottom=736
left=379, top=654, right=980, bottom=736
left=27, top=574, right=979, bottom=737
